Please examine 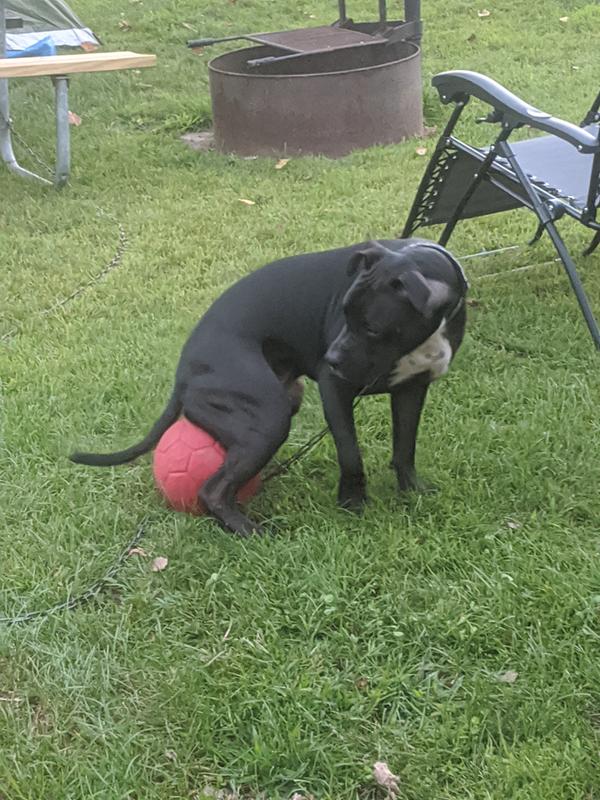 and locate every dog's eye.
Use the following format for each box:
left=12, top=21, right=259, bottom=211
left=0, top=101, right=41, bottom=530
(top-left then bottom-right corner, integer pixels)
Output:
left=390, top=277, right=404, bottom=291
left=364, top=325, right=381, bottom=339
